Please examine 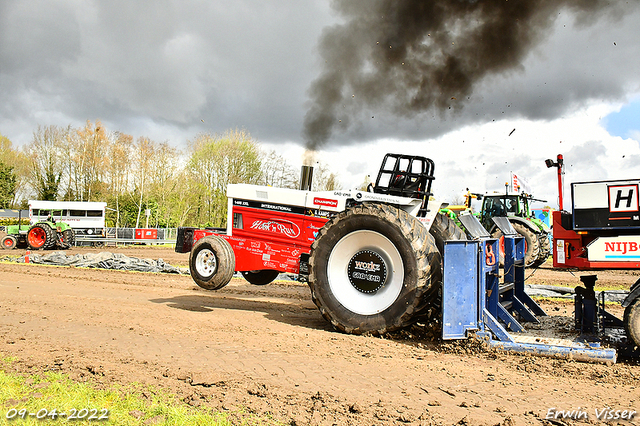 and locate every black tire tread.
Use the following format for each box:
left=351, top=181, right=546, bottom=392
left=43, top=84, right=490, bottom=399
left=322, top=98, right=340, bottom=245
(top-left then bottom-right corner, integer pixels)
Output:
left=430, top=212, right=467, bottom=254
left=511, top=222, right=540, bottom=267
left=309, top=203, right=441, bottom=336
left=59, top=229, right=76, bottom=249
left=27, top=223, right=54, bottom=250
left=189, top=236, right=235, bottom=290
left=624, top=298, right=640, bottom=349
left=536, top=232, right=551, bottom=265
left=1, top=235, right=17, bottom=250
